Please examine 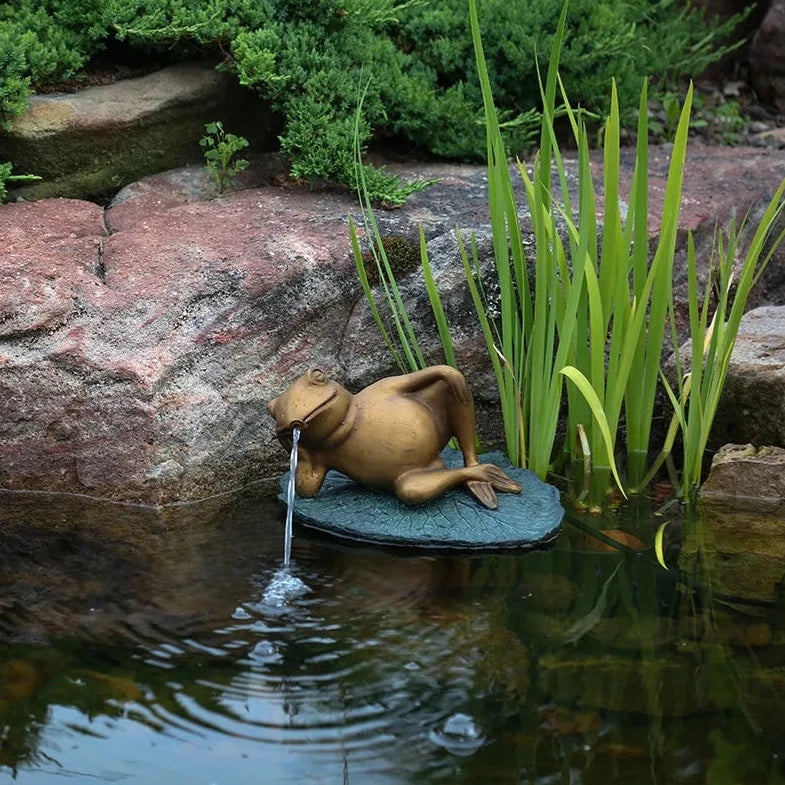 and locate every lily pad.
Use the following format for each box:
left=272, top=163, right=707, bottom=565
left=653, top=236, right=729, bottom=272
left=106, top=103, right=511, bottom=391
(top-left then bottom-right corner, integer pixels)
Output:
left=277, top=448, right=564, bottom=550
